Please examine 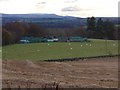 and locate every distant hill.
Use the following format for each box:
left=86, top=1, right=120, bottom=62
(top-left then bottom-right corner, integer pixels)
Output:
left=2, top=14, right=118, bottom=29
left=2, top=14, right=63, bottom=18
